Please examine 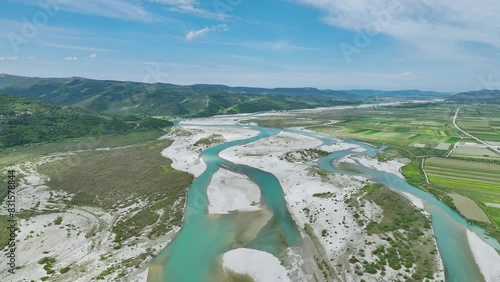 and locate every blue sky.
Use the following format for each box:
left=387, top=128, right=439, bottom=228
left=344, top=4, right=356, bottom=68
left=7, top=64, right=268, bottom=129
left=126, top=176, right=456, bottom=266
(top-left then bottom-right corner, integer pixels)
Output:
left=0, top=0, right=499, bottom=92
